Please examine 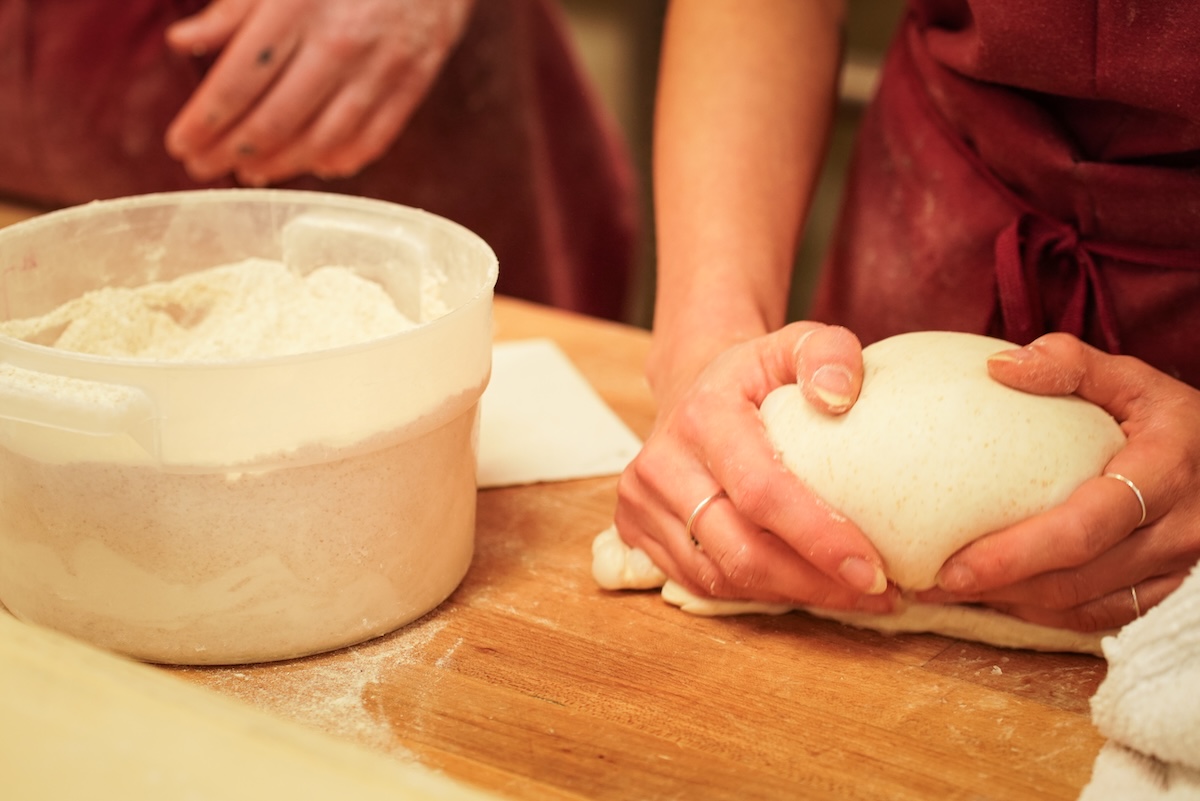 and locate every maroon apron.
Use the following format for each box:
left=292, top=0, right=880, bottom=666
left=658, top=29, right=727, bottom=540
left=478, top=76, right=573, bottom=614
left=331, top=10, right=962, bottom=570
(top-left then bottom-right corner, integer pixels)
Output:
left=0, top=0, right=638, bottom=321
left=812, top=0, right=1200, bottom=385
